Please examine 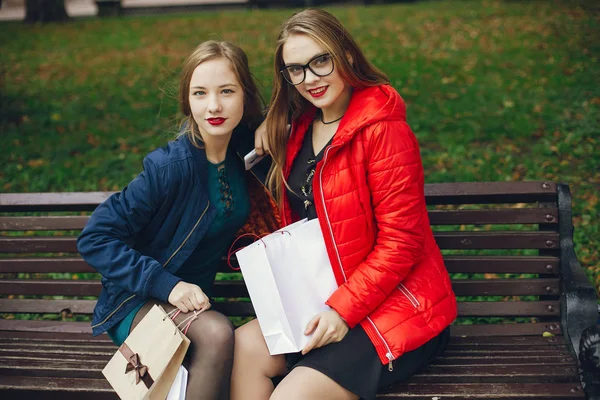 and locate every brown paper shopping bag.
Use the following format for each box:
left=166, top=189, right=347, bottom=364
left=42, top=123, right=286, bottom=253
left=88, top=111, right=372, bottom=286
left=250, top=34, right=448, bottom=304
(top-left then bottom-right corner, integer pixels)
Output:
left=102, top=305, right=191, bottom=400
